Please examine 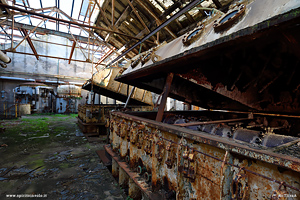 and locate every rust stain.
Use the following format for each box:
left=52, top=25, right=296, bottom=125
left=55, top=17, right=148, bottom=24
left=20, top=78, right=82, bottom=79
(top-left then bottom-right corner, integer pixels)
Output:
left=110, top=112, right=300, bottom=199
